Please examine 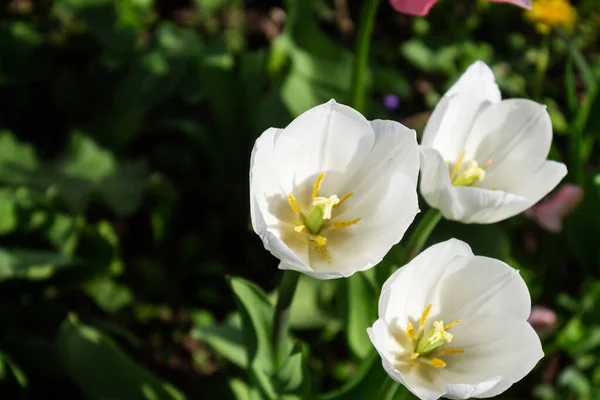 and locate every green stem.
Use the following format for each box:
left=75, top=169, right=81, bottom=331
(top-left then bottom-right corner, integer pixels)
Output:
left=272, top=270, right=300, bottom=369
left=350, top=0, right=381, bottom=112
left=405, top=208, right=443, bottom=262
left=558, top=30, right=596, bottom=92
left=377, top=378, right=399, bottom=400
